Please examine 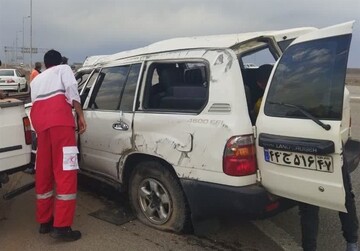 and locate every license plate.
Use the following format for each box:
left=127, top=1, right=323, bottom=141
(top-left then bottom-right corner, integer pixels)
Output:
left=264, top=149, right=333, bottom=172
